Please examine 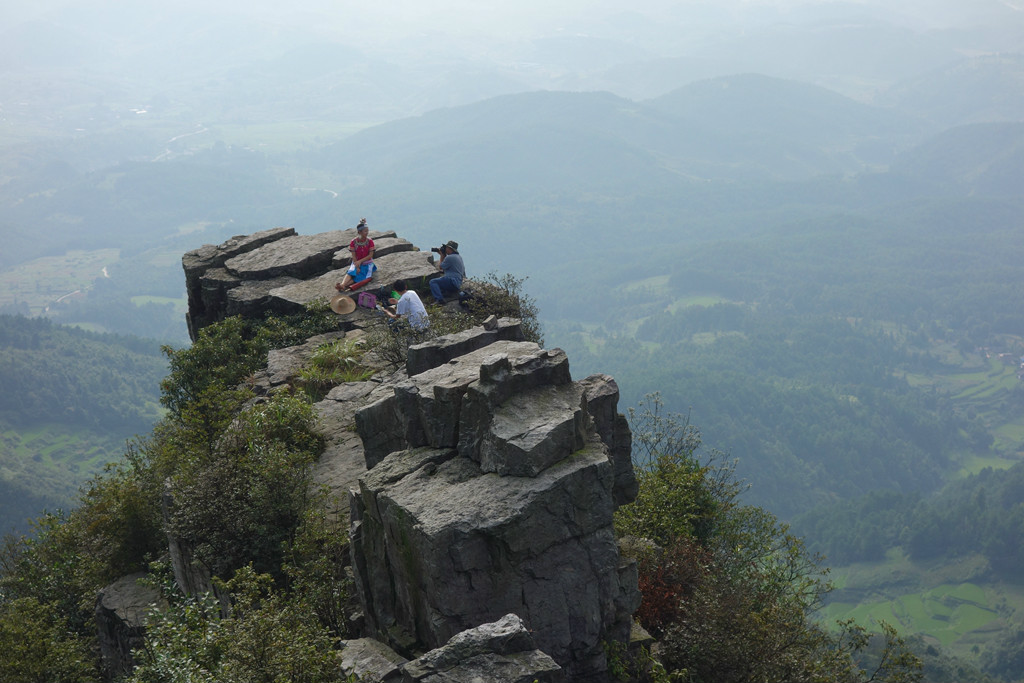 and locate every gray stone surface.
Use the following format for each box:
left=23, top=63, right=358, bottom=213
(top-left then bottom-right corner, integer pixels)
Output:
left=340, top=637, right=409, bottom=683
left=312, top=378, right=397, bottom=526
left=578, top=374, right=639, bottom=508
left=225, top=229, right=354, bottom=279
left=349, top=339, right=639, bottom=681
left=350, top=440, right=636, bottom=681
left=478, top=383, right=588, bottom=477
left=225, top=274, right=303, bottom=318
left=405, top=318, right=527, bottom=377
left=95, top=573, right=165, bottom=681
left=400, top=614, right=565, bottom=683
left=182, top=227, right=295, bottom=277
left=354, top=340, right=541, bottom=468
left=183, top=228, right=295, bottom=337
left=457, top=348, right=575, bottom=467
